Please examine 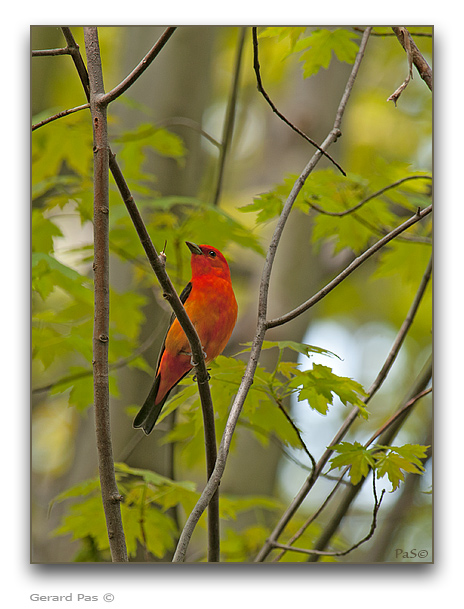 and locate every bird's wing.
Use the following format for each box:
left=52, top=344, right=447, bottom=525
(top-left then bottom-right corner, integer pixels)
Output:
left=154, top=281, right=193, bottom=374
